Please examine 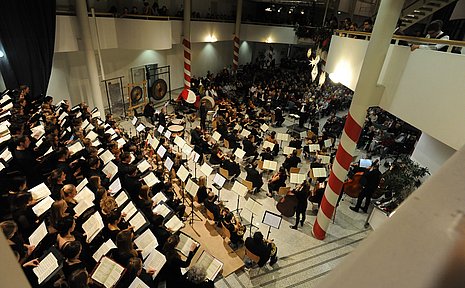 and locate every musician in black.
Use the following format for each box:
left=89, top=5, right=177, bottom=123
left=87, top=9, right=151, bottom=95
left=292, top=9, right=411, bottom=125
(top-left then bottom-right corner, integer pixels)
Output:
left=245, top=163, right=263, bottom=194
left=350, top=161, right=382, bottom=213
left=245, top=231, right=278, bottom=267
left=290, top=180, right=310, bottom=229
